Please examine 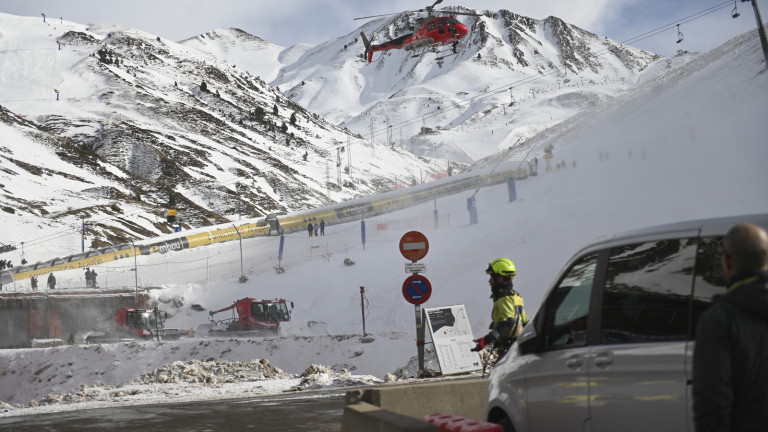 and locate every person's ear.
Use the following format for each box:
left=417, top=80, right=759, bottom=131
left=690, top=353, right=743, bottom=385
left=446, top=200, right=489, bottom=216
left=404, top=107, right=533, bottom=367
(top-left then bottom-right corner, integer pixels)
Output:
left=721, top=254, right=734, bottom=278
